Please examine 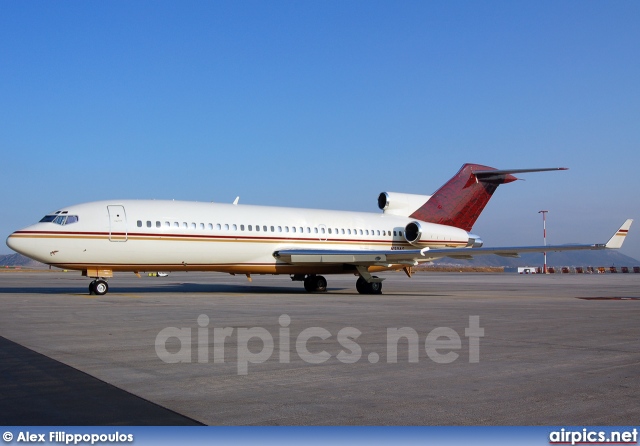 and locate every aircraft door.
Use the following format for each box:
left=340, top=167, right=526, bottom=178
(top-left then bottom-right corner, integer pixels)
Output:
left=107, top=205, right=128, bottom=242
